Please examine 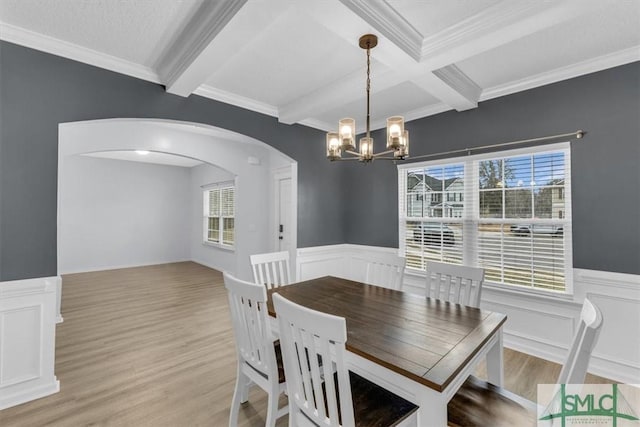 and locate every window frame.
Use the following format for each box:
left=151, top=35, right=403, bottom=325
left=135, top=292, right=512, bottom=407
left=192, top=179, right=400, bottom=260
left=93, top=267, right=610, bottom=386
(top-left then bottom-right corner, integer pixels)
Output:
left=203, top=181, right=236, bottom=250
left=398, top=142, right=573, bottom=295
